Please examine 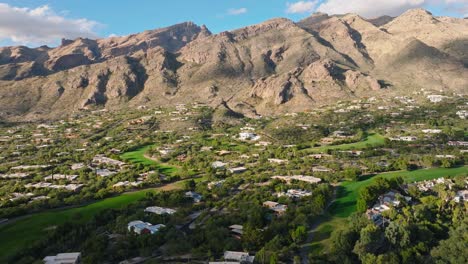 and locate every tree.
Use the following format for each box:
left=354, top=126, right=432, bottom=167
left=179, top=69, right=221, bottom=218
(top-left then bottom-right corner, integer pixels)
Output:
left=431, top=218, right=468, bottom=264
left=290, top=226, right=307, bottom=243
left=384, top=222, right=411, bottom=249
left=353, top=224, right=385, bottom=257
